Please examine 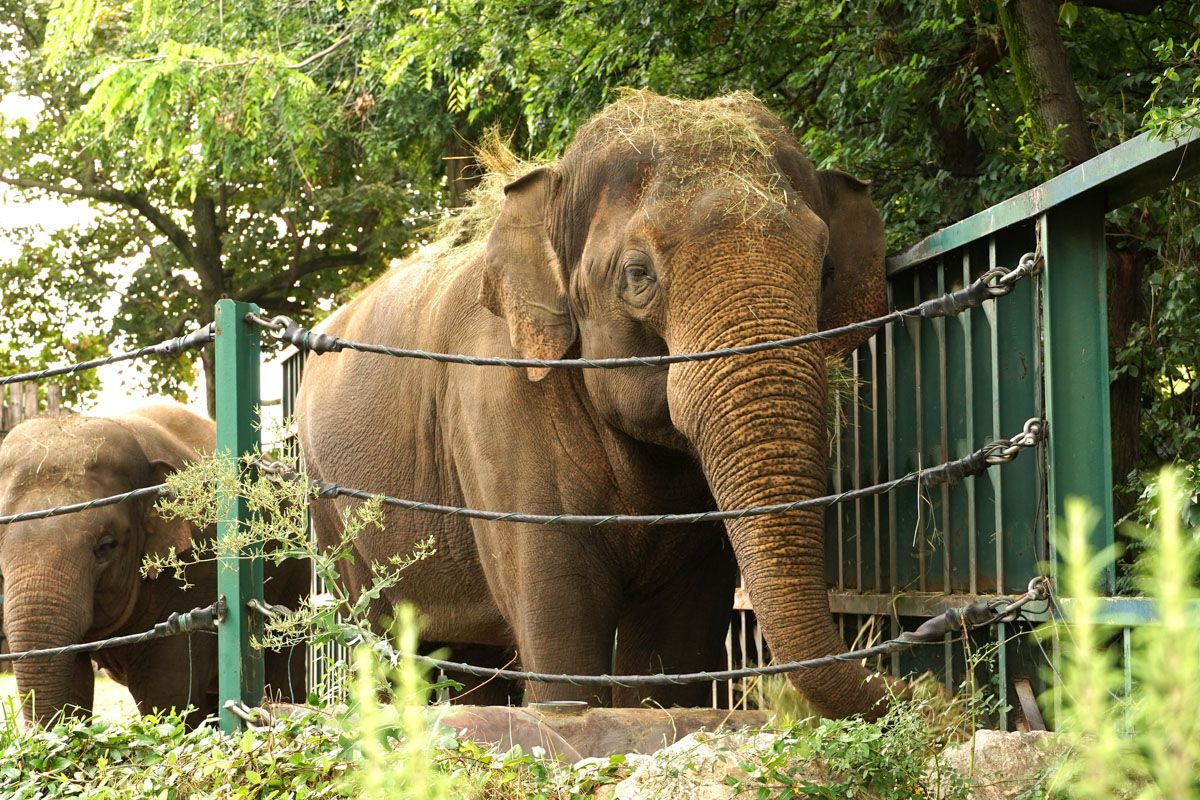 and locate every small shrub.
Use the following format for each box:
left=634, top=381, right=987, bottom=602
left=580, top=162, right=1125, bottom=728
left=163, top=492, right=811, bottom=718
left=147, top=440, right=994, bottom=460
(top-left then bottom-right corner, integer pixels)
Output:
left=1046, top=467, right=1200, bottom=798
